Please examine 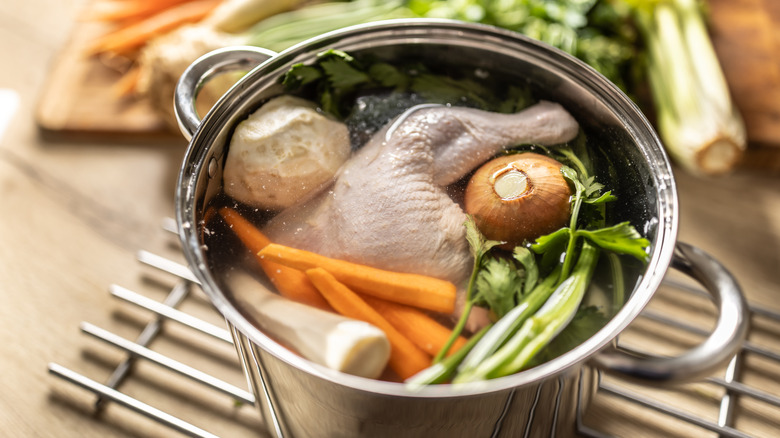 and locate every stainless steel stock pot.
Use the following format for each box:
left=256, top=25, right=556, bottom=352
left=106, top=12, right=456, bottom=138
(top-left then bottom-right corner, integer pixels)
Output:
left=173, top=19, right=748, bottom=438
